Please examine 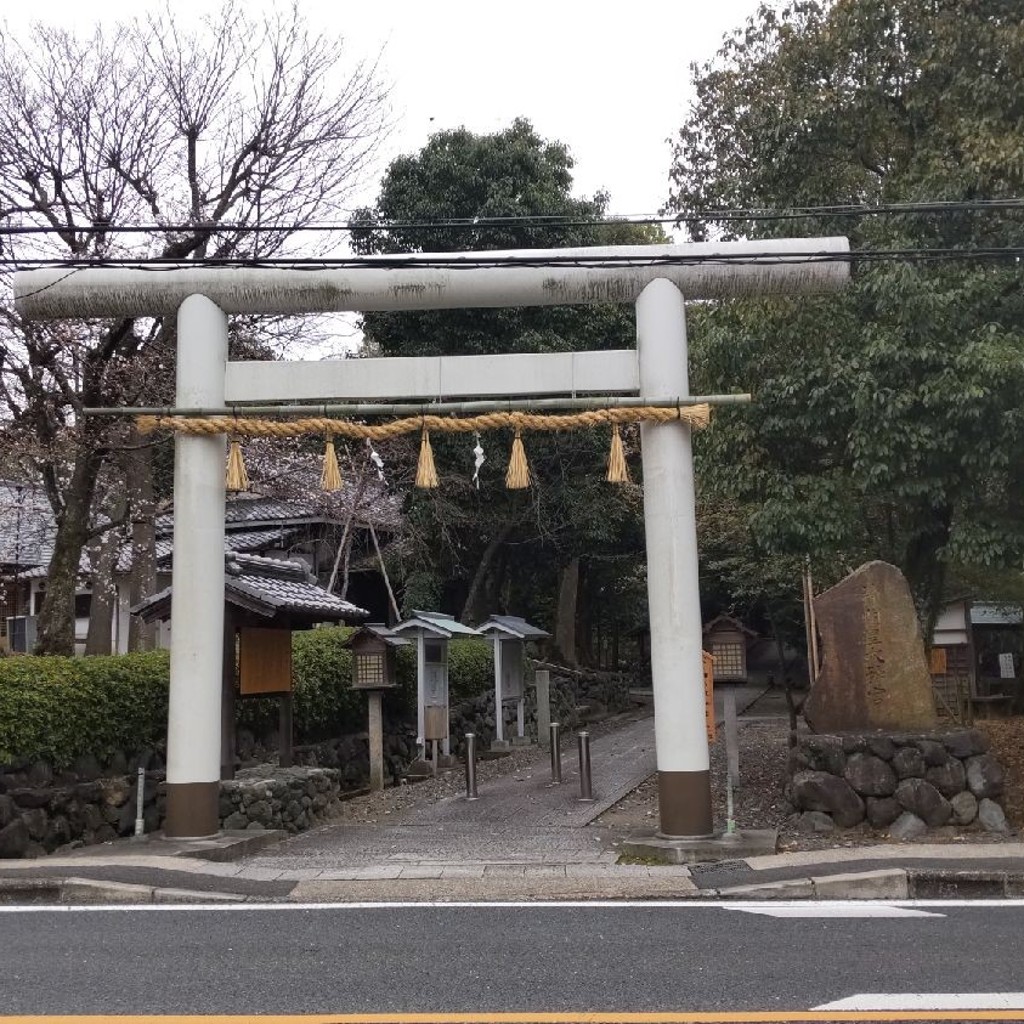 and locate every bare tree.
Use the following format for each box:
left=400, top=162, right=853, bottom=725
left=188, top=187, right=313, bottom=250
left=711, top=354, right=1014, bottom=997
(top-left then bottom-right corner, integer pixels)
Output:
left=0, top=2, right=390, bottom=652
